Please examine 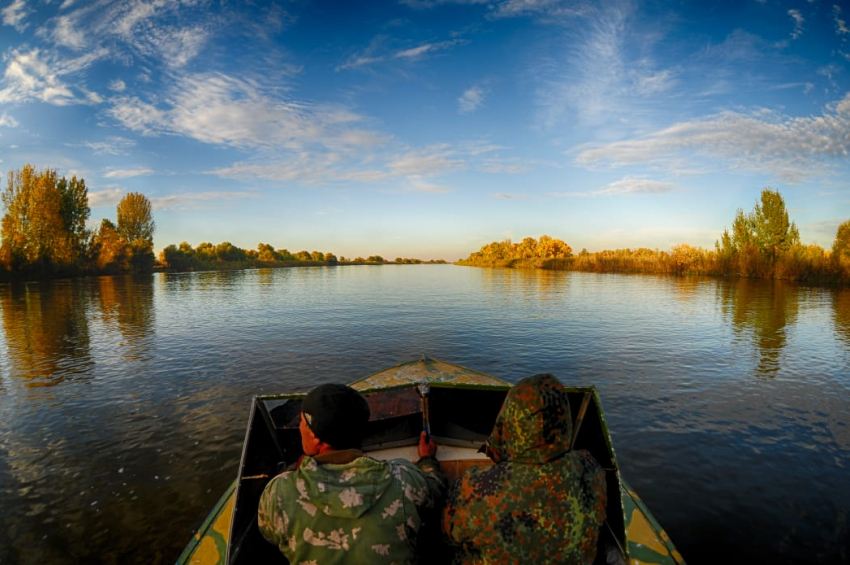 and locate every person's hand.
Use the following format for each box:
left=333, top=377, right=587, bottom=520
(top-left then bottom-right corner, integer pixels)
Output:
left=418, top=430, right=437, bottom=459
